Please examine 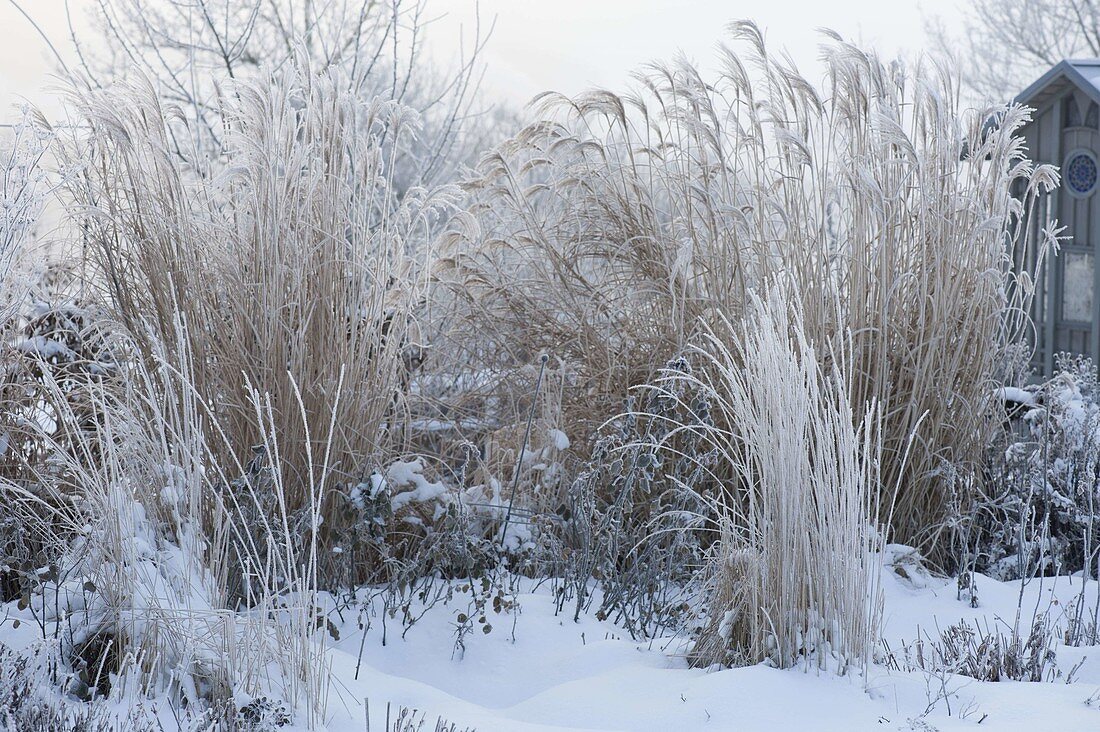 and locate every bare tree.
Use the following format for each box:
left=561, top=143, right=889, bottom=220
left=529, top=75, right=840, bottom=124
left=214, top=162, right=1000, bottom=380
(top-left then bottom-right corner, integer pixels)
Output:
left=927, top=0, right=1100, bottom=102
left=68, top=0, right=504, bottom=188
